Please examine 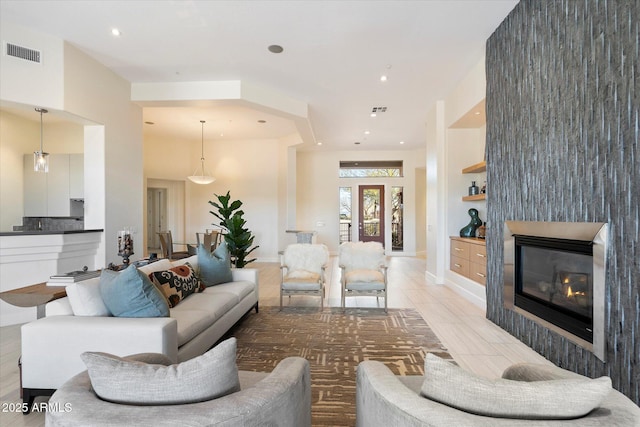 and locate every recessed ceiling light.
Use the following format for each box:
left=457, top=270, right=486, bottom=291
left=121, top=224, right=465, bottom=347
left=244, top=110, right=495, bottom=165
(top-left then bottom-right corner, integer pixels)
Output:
left=258, top=120, right=266, bottom=124
left=144, top=121, right=154, bottom=125
left=380, top=75, right=388, bottom=82
left=475, top=111, right=481, bottom=115
left=364, top=130, right=370, bottom=135
left=268, top=45, right=283, bottom=54
left=317, top=141, right=323, bottom=146
left=111, top=28, right=121, bottom=36
left=370, top=113, right=377, bottom=118
left=399, top=141, right=405, bottom=145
